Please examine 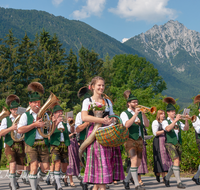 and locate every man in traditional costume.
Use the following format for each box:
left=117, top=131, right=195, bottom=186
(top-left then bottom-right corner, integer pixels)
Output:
left=162, top=97, right=189, bottom=189
left=50, top=104, right=70, bottom=190
left=191, top=95, right=200, bottom=185
left=120, top=90, right=149, bottom=190
left=0, top=95, right=25, bottom=190
left=18, top=82, right=50, bottom=190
